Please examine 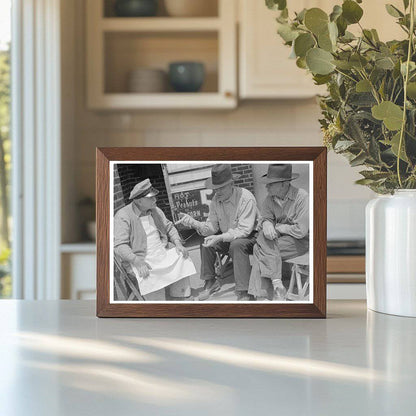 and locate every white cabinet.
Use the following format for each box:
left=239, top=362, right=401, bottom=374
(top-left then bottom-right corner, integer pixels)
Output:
left=86, top=0, right=237, bottom=109
left=238, top=0, right=404, bottom=99
left=239, top=0, right=324, bottom=99
left=61, top=244, right=96, bottom=300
